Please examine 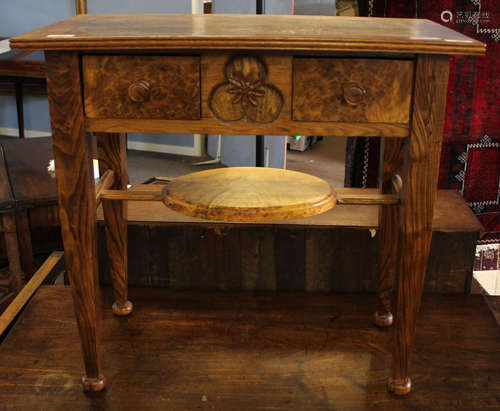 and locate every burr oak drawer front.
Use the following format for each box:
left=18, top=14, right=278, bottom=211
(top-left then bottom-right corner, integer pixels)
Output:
left=292, top=58, right=414, bottom=124
left=82, top=55, right=201, bottom=120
